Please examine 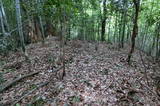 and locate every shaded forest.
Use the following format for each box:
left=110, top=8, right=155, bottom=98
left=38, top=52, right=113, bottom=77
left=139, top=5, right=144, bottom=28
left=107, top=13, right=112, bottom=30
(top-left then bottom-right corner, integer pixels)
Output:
left=0, top=0, right=160, bottom=105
